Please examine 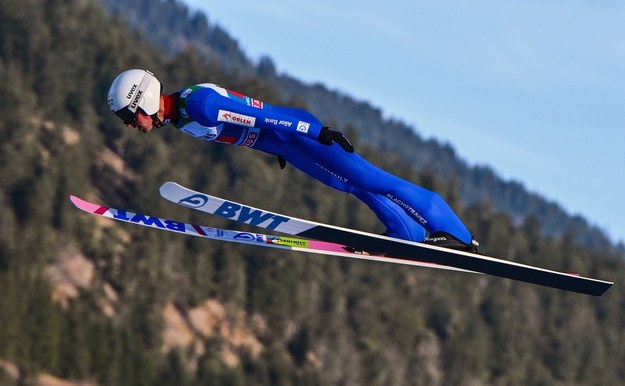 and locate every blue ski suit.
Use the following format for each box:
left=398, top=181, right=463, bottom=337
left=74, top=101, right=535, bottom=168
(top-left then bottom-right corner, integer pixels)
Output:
left=173, top=83, right=472, bottom=243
